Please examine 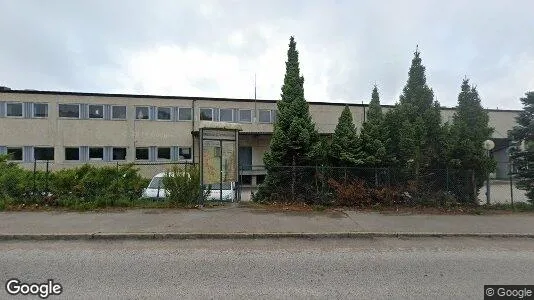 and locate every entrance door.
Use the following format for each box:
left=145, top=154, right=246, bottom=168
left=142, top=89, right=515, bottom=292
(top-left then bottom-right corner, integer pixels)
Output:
left=238, top=147, right=252, bottom=170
